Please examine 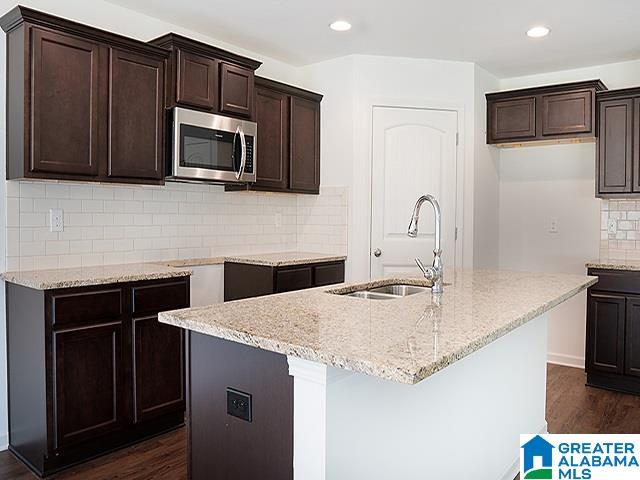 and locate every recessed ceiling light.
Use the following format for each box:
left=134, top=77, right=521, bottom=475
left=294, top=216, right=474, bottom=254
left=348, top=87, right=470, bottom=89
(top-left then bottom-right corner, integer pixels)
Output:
left=526, top=26, right=550, bottom=38
left=330, top=20, right=352, bottom=32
